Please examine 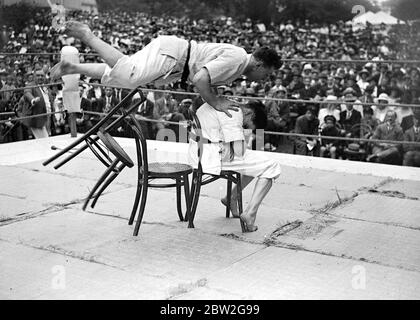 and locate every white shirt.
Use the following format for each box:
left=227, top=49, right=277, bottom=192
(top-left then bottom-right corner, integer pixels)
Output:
left=39, top=87, right=51, bottom=113
left=188, top=103, right=244, bottom=175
